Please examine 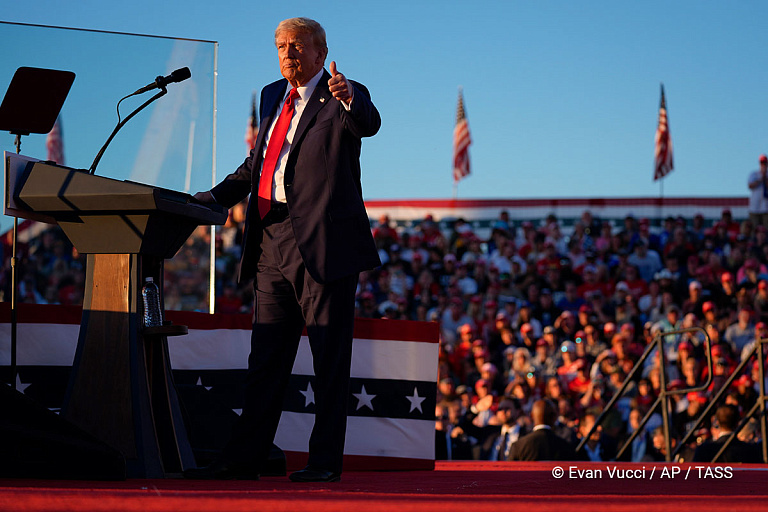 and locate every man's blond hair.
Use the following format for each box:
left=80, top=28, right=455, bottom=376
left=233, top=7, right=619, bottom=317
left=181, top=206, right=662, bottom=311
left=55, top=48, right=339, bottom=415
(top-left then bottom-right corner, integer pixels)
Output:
left=275, top=17, right=327, bottom=52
